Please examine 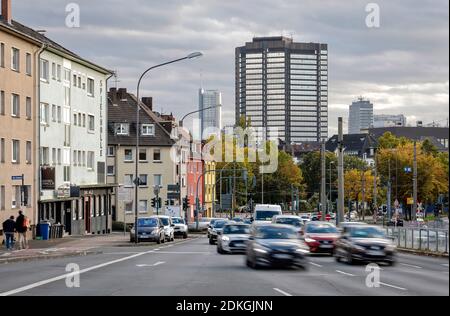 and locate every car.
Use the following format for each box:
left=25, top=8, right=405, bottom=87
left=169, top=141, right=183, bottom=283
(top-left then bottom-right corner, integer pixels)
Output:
left=232, top=217, right=244, bottom=223
left=156, top=215, right=175, bottom=242
left=217, top=223, right=251, bottom=254
left=253, top=204, right=283, bottom=224
left=207, top=218, right=225, bottom=238
left=337, top=222, right=368, bottom=232
left=299, top=214, right=311, bottom=224
left=130, top=217, right=165, bottom=244
left=246, top=224, right=309, bottom=269
left=302, top=221, right=340, bottom=254
left=310, top=213, right=322, bottom=221
left=271, top=215, right=304, bottom=233
left=209, top=220, right=229, bottom=245
left=188, top=217, right=212, bottom=231
left=243, top=218, right=253, bottom=225
left=387, top=217, right=404, bottom=227
left=334, top=225, right=397, bottom=265
left=172, top=217, right=188, bottom=239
